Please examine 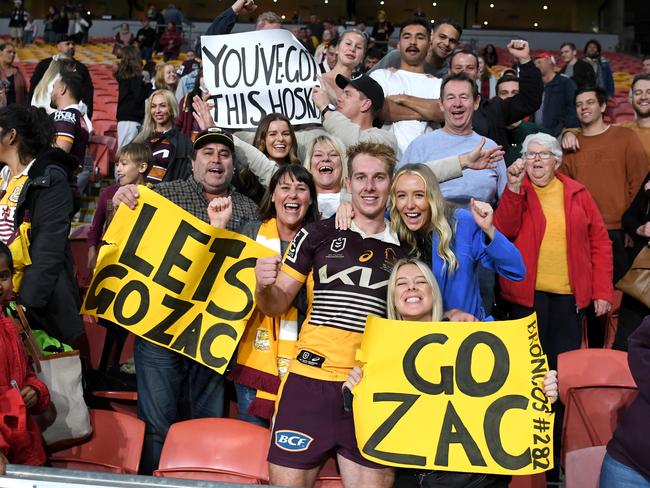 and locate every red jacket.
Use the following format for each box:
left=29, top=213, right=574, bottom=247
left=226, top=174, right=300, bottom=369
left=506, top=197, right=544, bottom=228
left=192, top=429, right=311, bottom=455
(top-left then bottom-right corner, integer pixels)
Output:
left=494, top=173, right=614, bottom=309
left=0, top=315, right=50, bottom=466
